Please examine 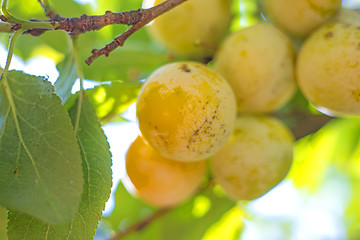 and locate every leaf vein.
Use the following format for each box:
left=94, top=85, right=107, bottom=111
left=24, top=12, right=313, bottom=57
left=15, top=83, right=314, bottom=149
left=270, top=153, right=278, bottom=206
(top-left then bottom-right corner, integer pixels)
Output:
left=4, top=80, right=41, bottom=179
